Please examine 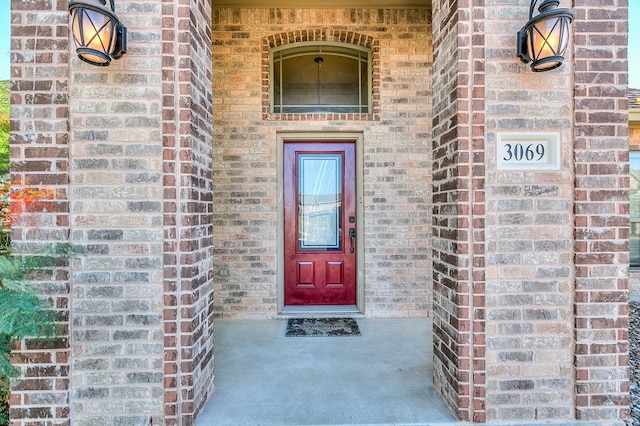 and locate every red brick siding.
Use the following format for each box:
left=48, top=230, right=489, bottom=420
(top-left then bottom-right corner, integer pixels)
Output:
left=431, top=0, right=486, bottom=421
left=162, top=0, right=214, bottom=424
left=9, top=0, right=71, bottom=423
left=573, top=0, right=630, bottom=421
